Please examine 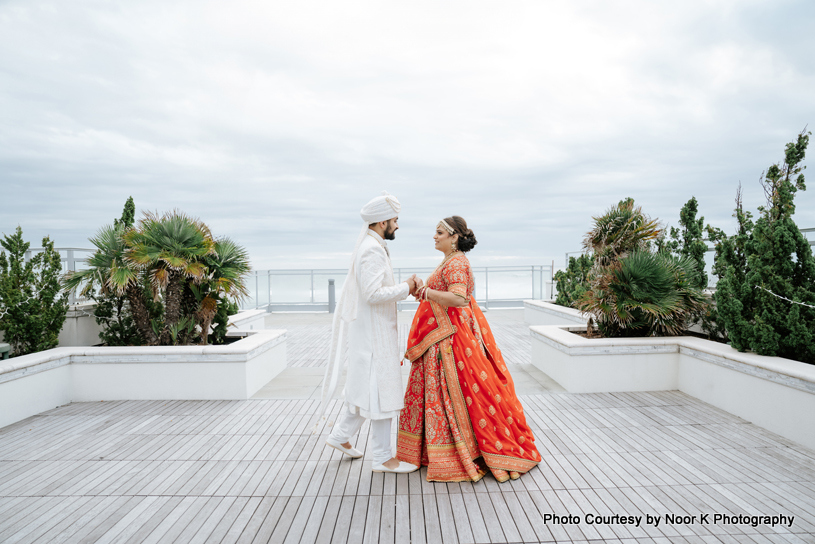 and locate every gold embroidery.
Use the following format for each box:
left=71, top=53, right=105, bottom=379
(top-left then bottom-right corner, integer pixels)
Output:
left=472, top=383, right=479, bottom=393
left=504, top=427, right=510, bottom=437
left=466, top=396, right=472, bottom=406
left=488, top=405, right=496, bottom=415
left=496, top=441, right=503, bottom=451
left=480, top=371, right=488, bottom=381
left=496, top=394, right=502, bottom=403
left=479, top=419, right=486, bottom=429
left=428, top=317, right=436, bottom=325
left=457, top=360, right=463, bottom=370
left=519, top=447, right=524, bottom=455
left=507, top=416, right=514, bottom=425
left=465, top=348, right=472, bottom=357
left=519, top=436, right=525, bottom=444
left=405, top=300, right=455, bottom=362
